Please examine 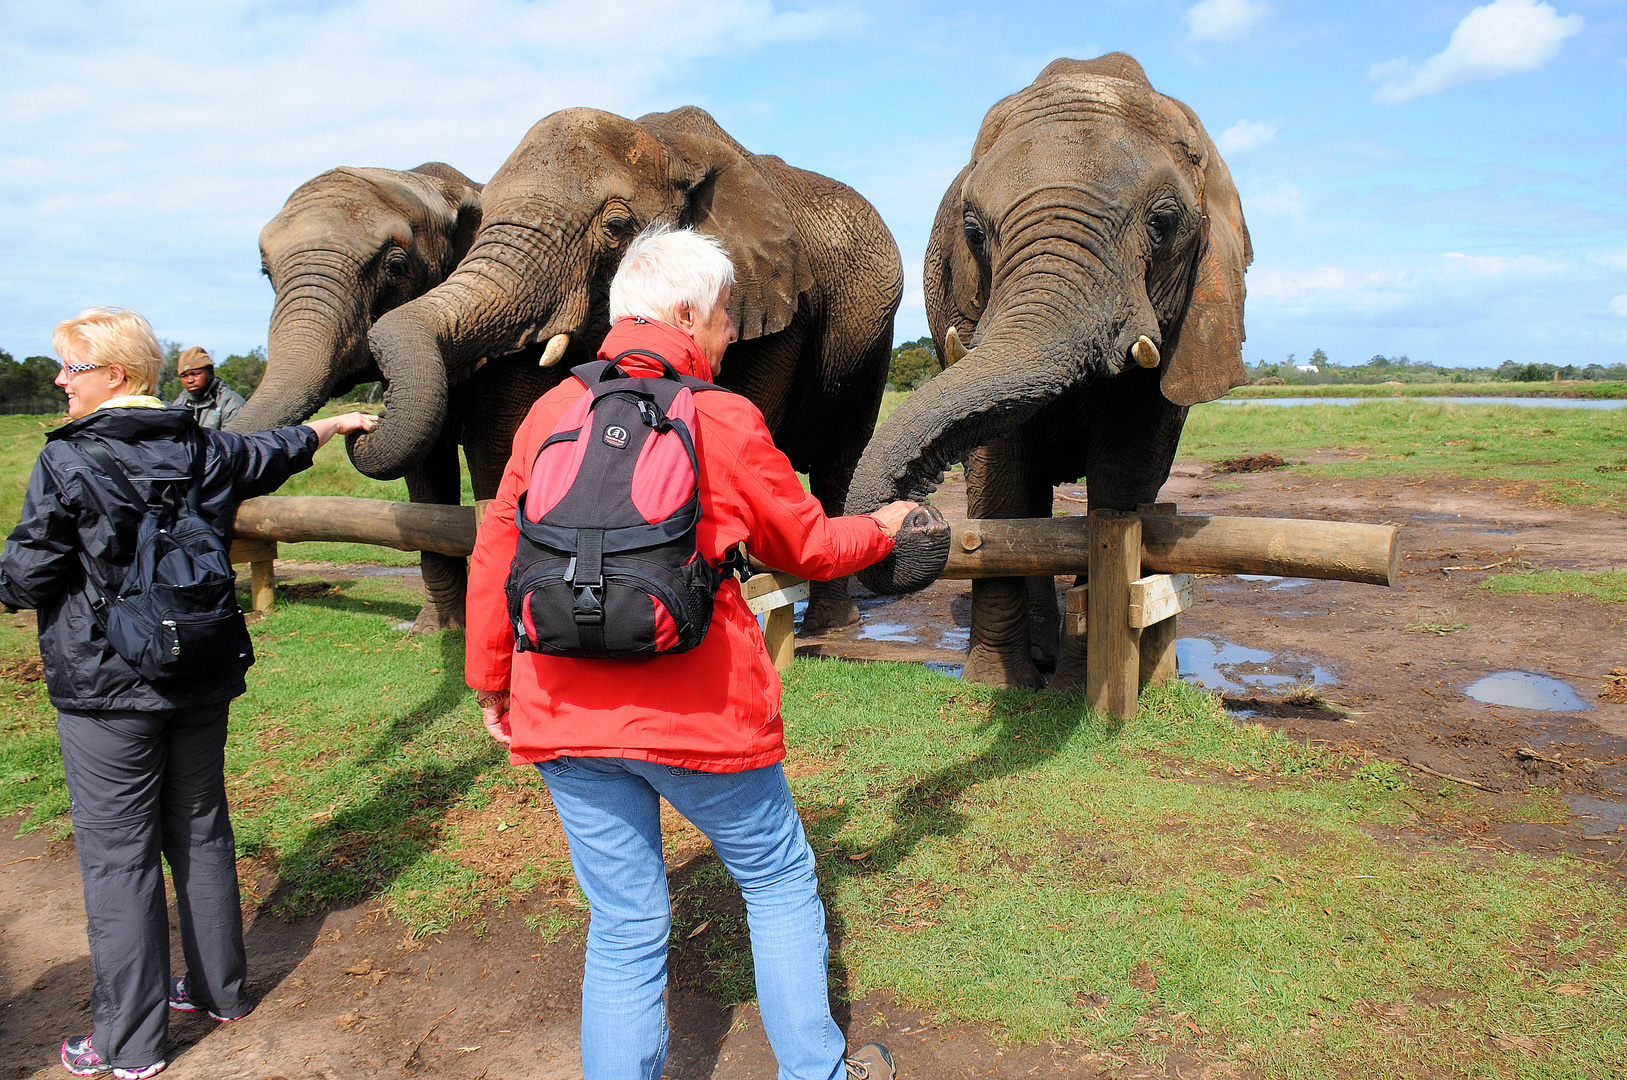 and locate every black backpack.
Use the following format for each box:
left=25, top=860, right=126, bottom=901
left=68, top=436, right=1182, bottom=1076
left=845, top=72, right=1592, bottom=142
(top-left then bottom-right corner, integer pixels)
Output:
left=76, top=439, right=253, bottom=682
left=505, top=351, right=741, bottom=659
